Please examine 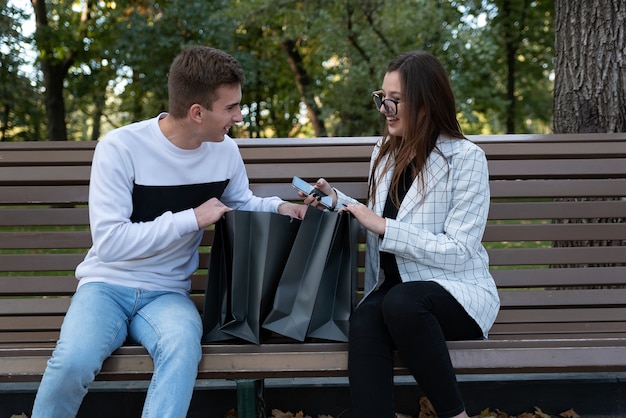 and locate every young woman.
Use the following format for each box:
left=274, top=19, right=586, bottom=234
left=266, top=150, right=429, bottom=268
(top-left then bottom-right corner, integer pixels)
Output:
left=303, top=50, right=500, bottom=418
